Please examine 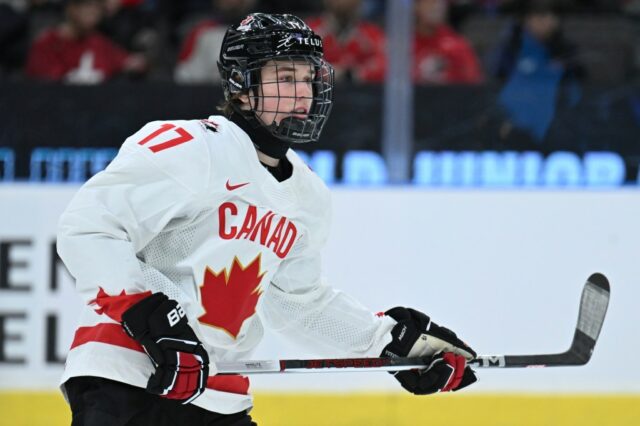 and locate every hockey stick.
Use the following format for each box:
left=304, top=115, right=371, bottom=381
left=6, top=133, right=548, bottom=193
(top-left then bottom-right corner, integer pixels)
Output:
left=216, top=273, right=609, bottom=374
